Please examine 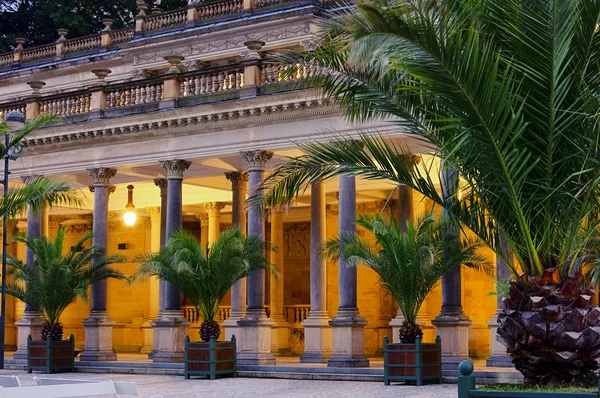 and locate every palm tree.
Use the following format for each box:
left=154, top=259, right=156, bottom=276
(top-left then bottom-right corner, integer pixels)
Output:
left=326, top=213, right=491, bottom=343
left=6, top=227, right=126, bottom=340
left=0, top=113, right=82, bottom=217
left=257, top=0, right=600, bottom=386
left=135, top=228, right=273, bottom=342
